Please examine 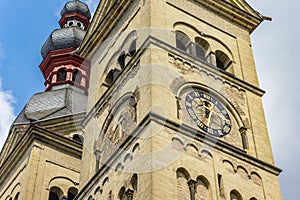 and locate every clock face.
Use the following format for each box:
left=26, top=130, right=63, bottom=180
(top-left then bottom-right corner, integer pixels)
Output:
left=185, top=90, right=231, bottom=137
